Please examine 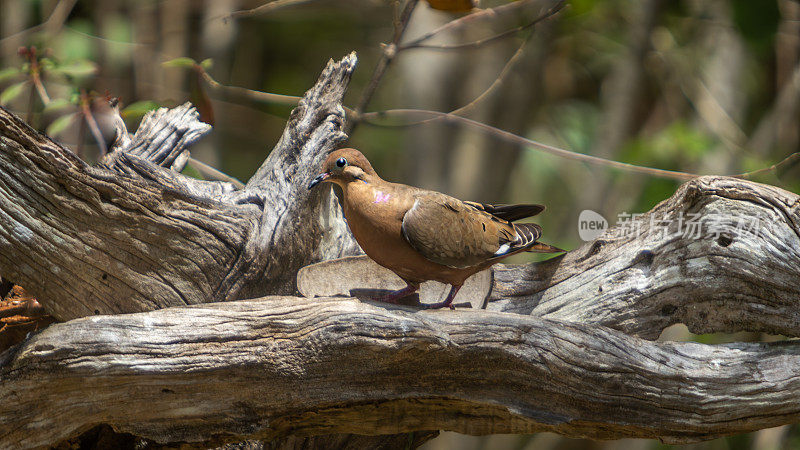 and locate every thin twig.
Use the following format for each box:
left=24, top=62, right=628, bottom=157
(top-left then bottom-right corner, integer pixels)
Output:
left=27, top=49, right=51, bottom=105
left=199, top=69, right=301, bottom=107
left=31, top=71, right=51, bottom=105
left=186, top=158, right=246, bottom=189
left=0, top=0, right=77, bottom=44
left=223, top=0, right=319, bottom=22
left=62, top=25, right=144, bottom=48
left=685, top=78, right=748, bottom=152
left=76, top=105, right=86, bottom=158
left=387, top=36, right=531, bottom=128
left=362, top=108, right=698, bottom=180
left=748, top=59, right=800, bottom=156
left=348, top=0, right=419, bottom=133
left=80, top=91, right=107, bottom=155
left=734, top=152, right=800, bottom=180
left=23, top=47, right=49, bottom=124
left=26, top=81, right=36, bottom=125
left=399, top=0, right=563, bottom=51
left=363, top=108, right=800, bottom=181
